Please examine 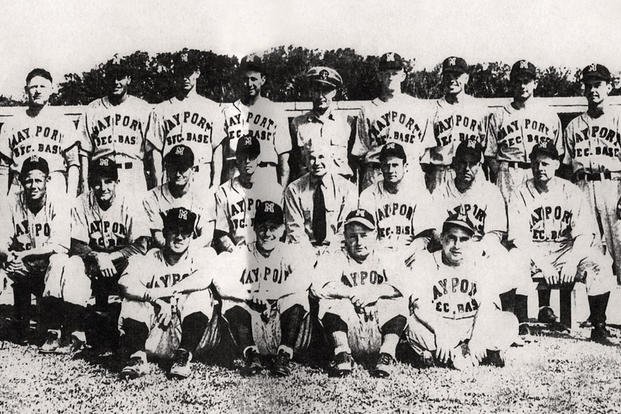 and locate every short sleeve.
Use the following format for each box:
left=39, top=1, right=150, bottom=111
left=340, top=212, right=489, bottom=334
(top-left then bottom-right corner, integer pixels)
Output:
left=484, top=110, right=499, bottom=158
left=128, top=202, right=152, bottom=241
left=146, top=108, right=164, bottom=152
left=485, top=186, right=508, bottom=233
left=143, top=191, right=162, bottom=231
left=211, top=108, right=227, bottom=150
left=214, top=187, right=230, bottom=234
left=562, top=123, right=575, bottom=166
left=70, top=198, right=90, bottom=243
left=77, top=111, right=93, bottom=154
left=274, top=110, right=293, bottom=155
